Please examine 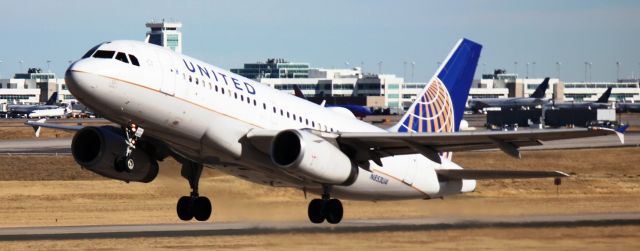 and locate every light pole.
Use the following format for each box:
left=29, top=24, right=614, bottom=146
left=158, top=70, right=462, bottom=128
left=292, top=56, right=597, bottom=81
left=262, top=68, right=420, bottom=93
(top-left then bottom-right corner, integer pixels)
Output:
left=556, top=62, right=561, bottom=79
left=532, top=62, right=536, bottom=78
left=47, top=60, right=52, bottom=73
left=526, top=62, right=530, bottom=79
left=19, top=60, right=24, bottom=73
left=411, top=61, right=415, bottom=82
left=616, top=61, right=620, bottom=82
left=514, top=61, right=518, bottom=76
left=377, top=61, right=382, bottom=74
left=584, top=61, right=588, bottom=82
